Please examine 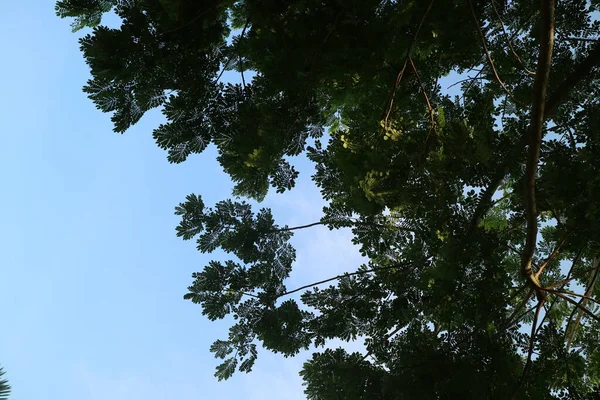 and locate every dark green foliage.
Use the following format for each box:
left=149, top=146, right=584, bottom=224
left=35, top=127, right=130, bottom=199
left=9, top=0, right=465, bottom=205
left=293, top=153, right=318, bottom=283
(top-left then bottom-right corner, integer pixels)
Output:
left=55, top=0, right=116, bottom=31
left=0, top=366, right=10, bottom=400
left=59, top=0, right=600, bottom=398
